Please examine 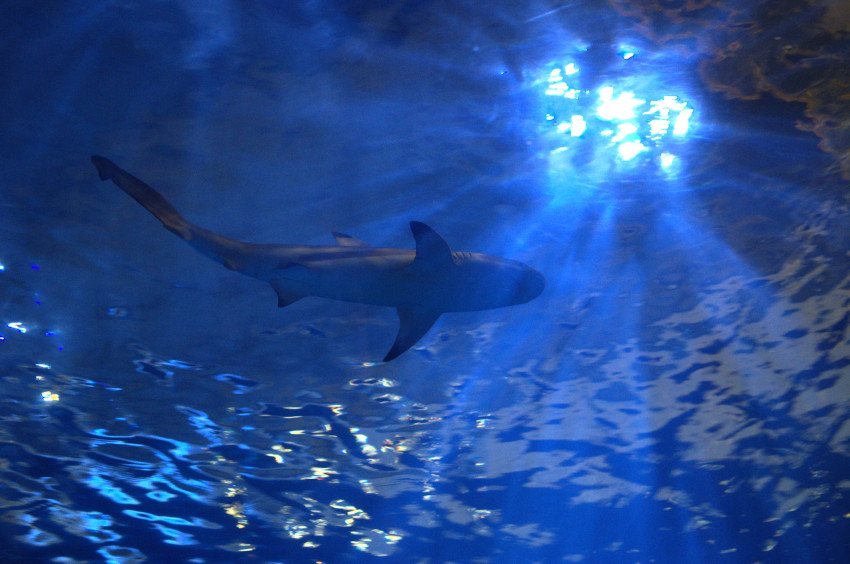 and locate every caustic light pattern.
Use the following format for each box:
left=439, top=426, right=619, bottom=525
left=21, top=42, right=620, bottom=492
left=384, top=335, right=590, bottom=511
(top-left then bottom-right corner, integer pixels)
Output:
left=542, top=59, right=694, bottom=168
